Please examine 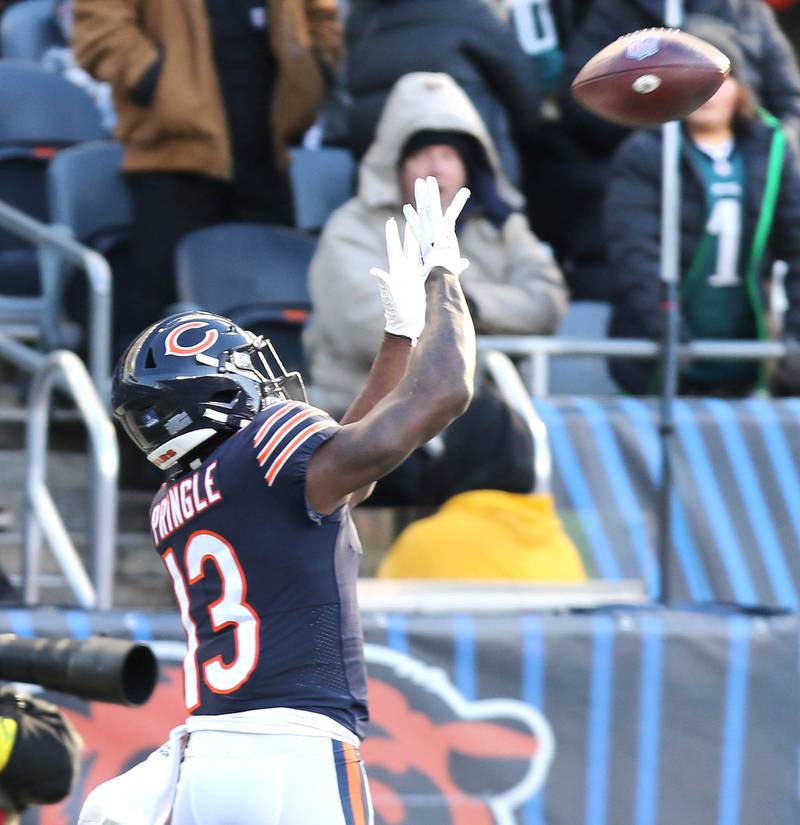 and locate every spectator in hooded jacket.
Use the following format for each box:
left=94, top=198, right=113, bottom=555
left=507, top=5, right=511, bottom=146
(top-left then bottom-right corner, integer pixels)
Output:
left=532, top=0, right=800, bottom=302
left=606, top=17, right=800, bottom=397
left=306, top=71, right=567, bottom=420
left=342, top=0, right=542, bottom=182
